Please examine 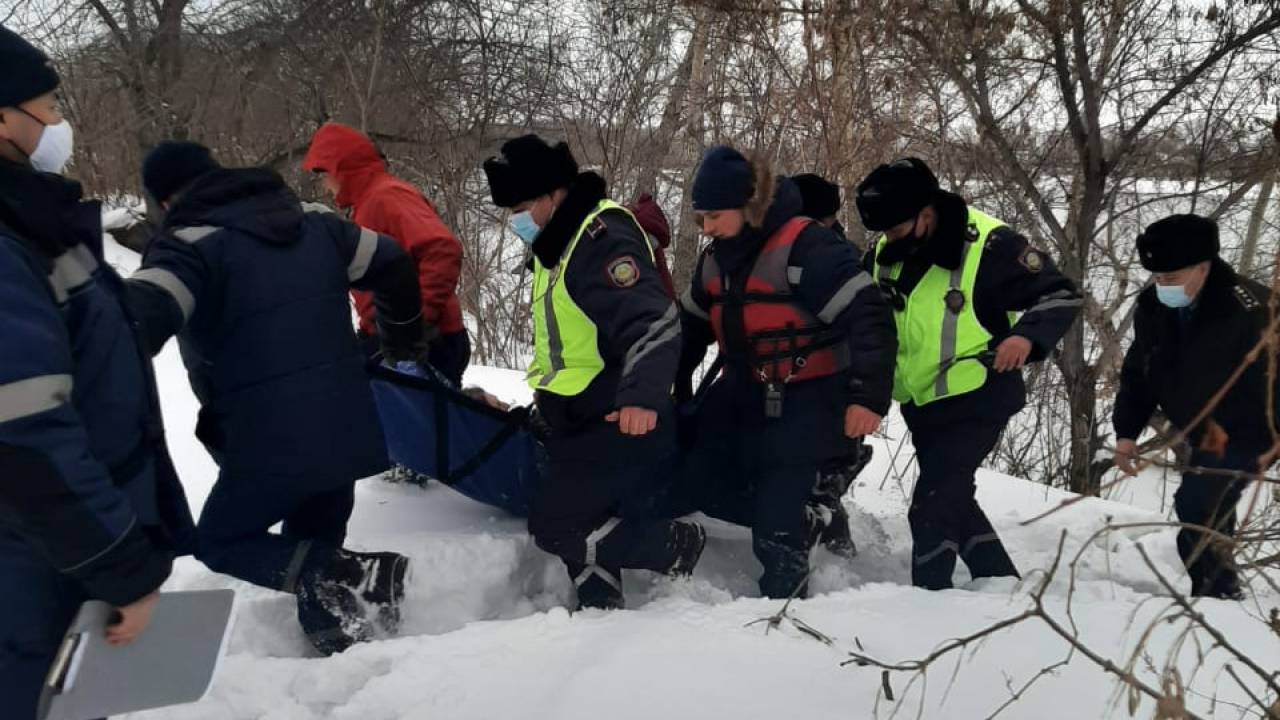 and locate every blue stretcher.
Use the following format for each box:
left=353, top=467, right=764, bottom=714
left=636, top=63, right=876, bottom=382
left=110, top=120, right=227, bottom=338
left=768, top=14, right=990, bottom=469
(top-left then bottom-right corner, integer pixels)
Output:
left=368, top=363, right=544, bottom=517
